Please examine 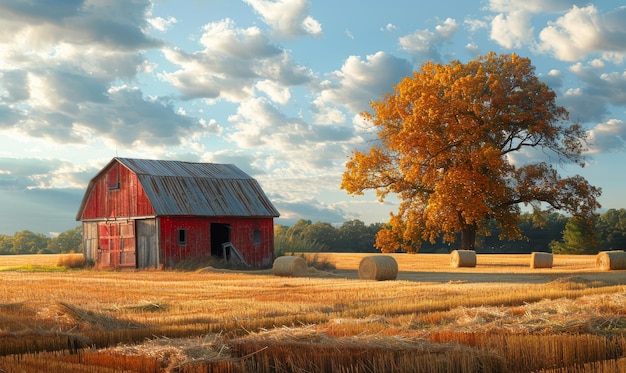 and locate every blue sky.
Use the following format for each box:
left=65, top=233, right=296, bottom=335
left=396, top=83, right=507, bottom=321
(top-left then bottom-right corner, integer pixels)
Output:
left=0, top=0, right=625, bottom=236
